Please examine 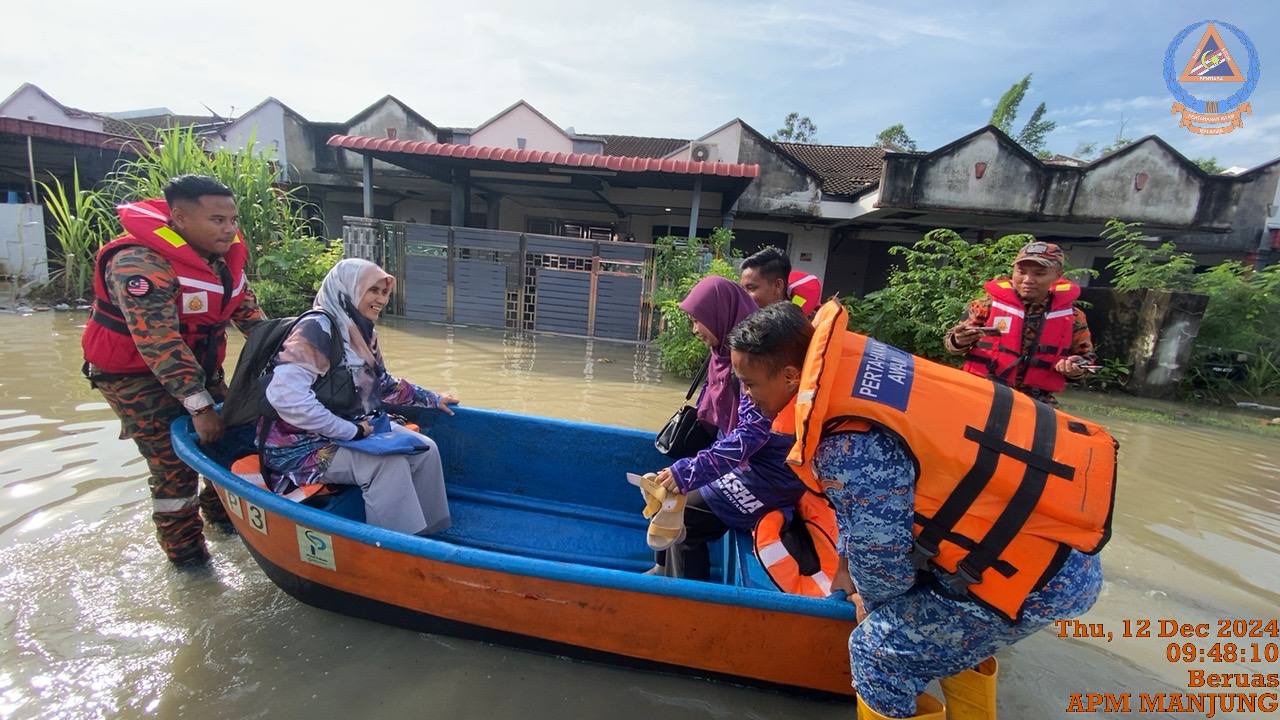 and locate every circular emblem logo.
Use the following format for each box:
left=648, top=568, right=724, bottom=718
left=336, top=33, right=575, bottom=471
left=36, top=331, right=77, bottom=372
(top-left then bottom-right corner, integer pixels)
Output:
left=1164, top=20, right=1261, bottom=135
